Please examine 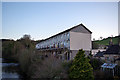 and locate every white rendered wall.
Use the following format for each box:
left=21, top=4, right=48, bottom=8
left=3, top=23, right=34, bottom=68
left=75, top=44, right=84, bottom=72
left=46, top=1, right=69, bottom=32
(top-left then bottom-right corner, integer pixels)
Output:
left=70, top=31, right=91, bottom=51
